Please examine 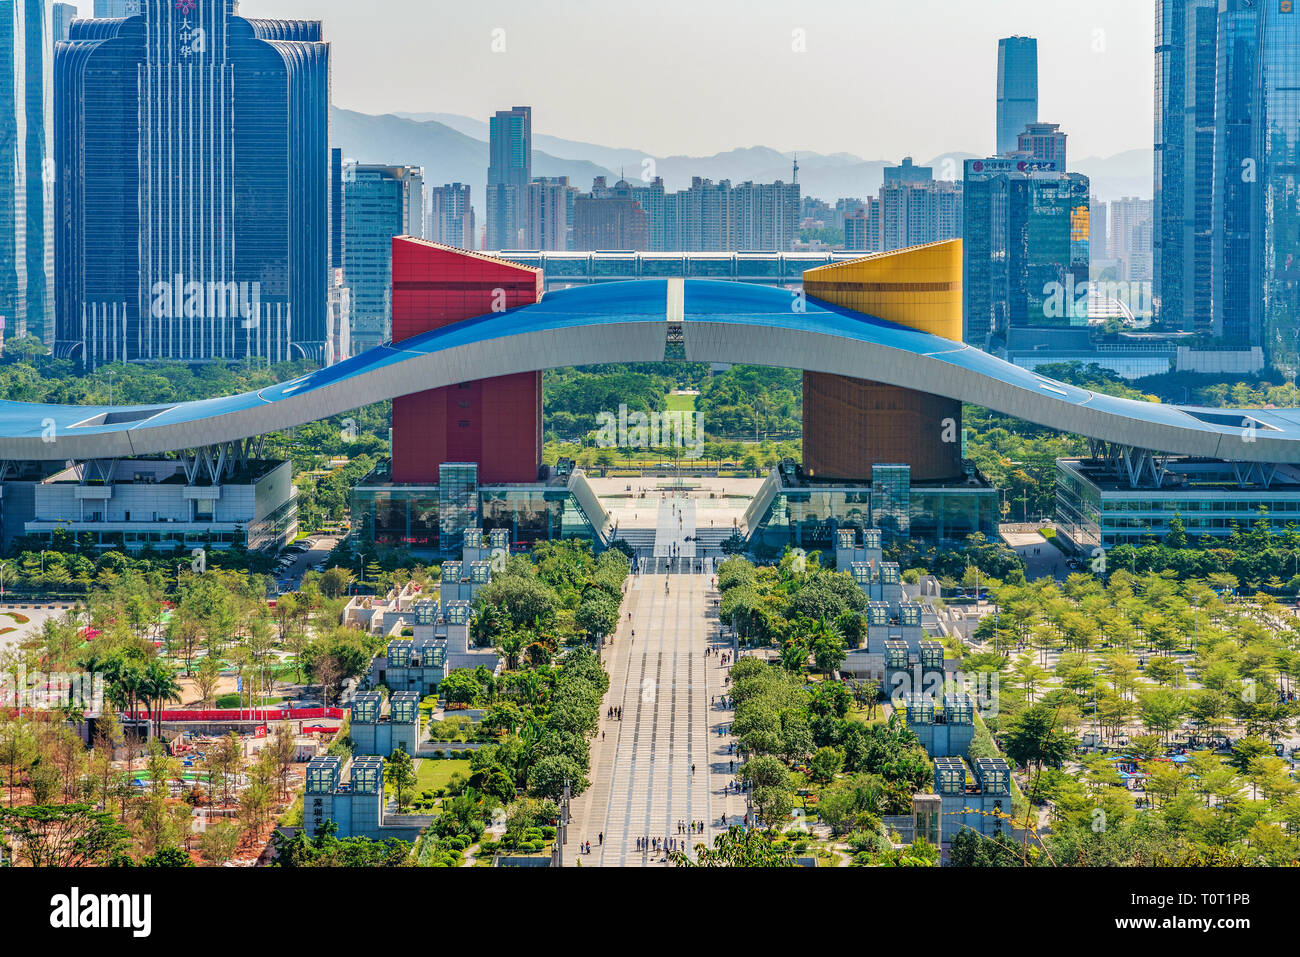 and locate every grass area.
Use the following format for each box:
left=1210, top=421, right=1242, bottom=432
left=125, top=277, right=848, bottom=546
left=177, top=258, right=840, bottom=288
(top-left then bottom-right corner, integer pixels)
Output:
left=665, top=393, right=697, bottom=413
left=412, top=758, right=471, bottom=793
